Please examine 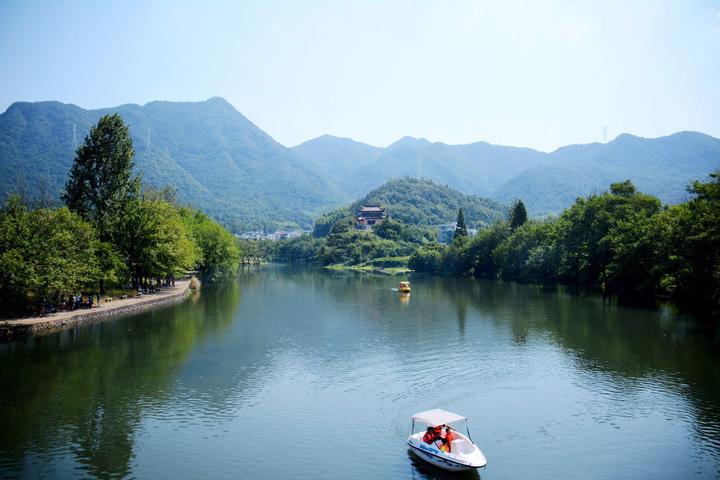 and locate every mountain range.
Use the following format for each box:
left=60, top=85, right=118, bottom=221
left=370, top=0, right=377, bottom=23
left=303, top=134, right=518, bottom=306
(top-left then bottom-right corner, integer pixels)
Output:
left=1, top=97, right=718, bottom=228
left=292, top=131, right=720, bottom=217
left=0, top=98, right=341, bottom=230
